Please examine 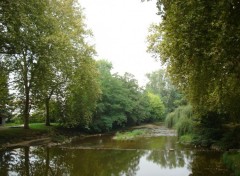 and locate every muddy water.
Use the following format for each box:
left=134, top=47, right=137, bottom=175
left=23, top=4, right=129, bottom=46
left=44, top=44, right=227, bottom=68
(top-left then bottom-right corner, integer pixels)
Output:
left=0, top=126, right=232, bottom=176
